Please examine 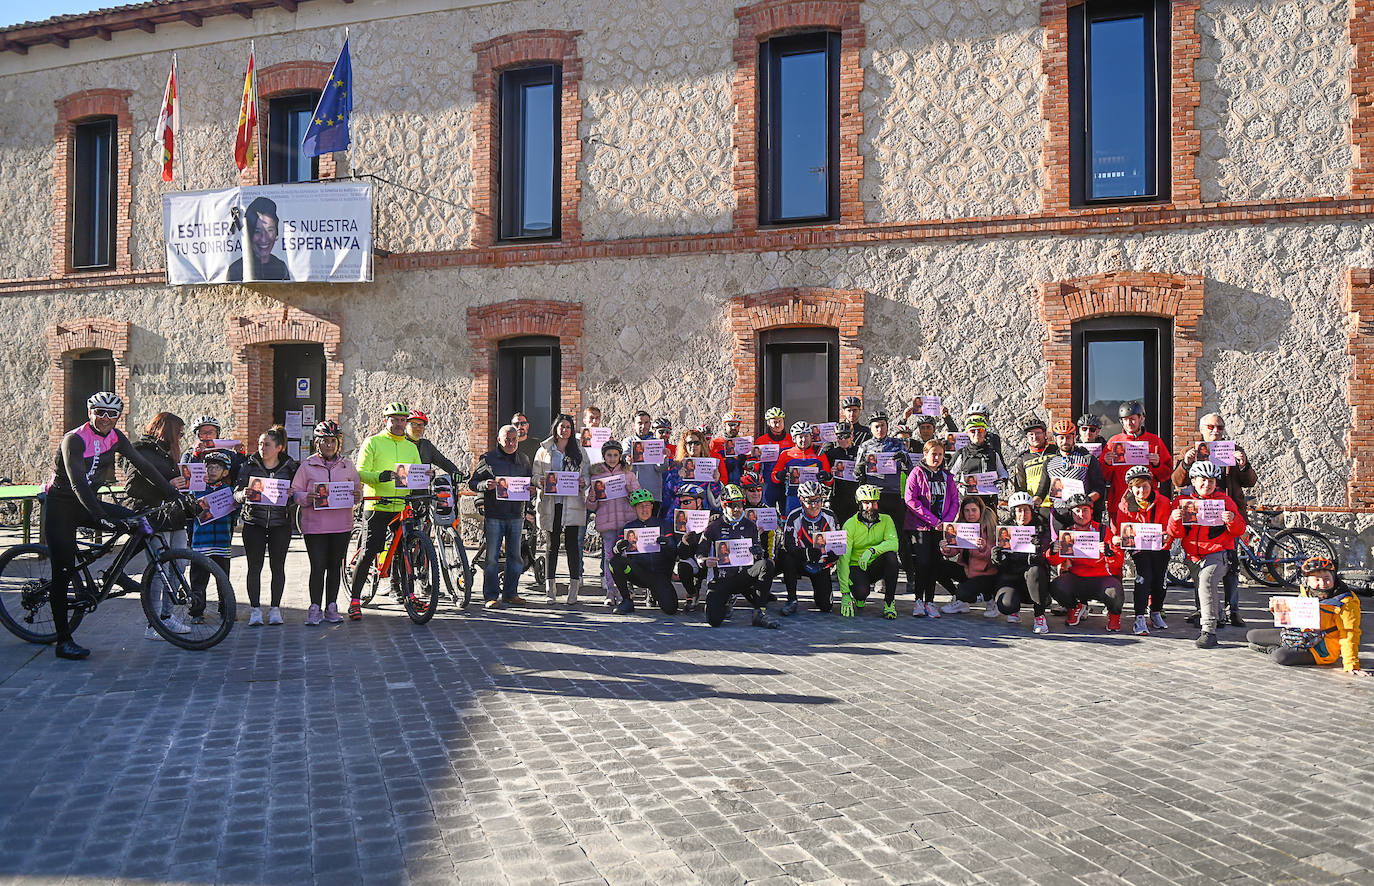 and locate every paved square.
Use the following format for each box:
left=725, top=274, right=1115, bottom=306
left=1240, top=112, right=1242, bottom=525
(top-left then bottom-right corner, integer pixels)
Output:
left=0, top=539, right=1371, bottom=885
